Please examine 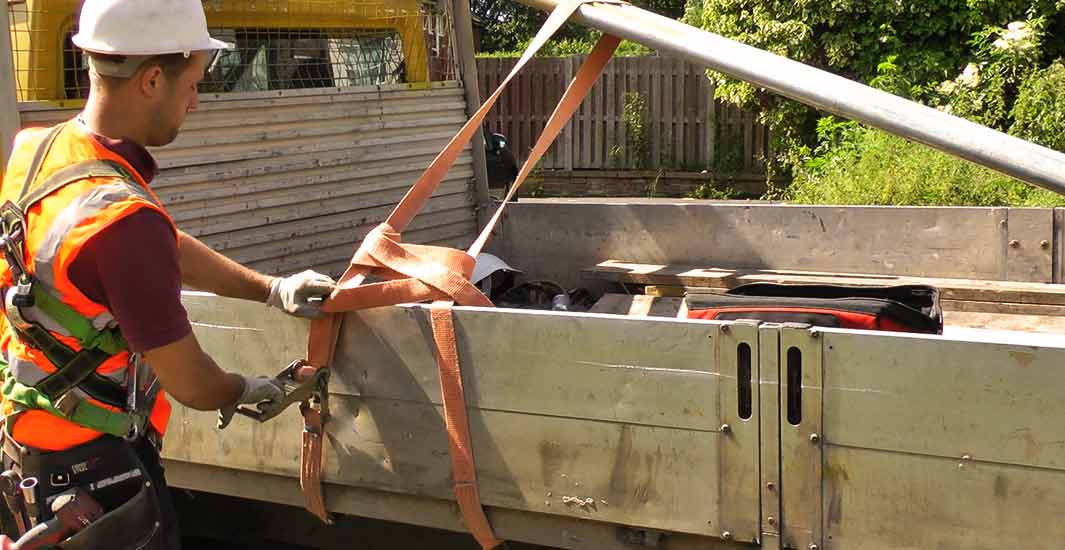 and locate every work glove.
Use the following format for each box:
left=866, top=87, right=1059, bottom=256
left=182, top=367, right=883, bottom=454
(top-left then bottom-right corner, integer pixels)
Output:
left=266, top=270, right=337, bottom=319
left=217, top=375, right=286, bottom=429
